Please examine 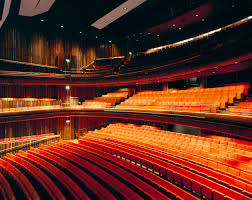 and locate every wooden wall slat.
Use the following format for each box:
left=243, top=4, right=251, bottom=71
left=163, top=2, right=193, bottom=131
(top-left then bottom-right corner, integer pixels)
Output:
left=0, top=27, right=125, bottom=71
